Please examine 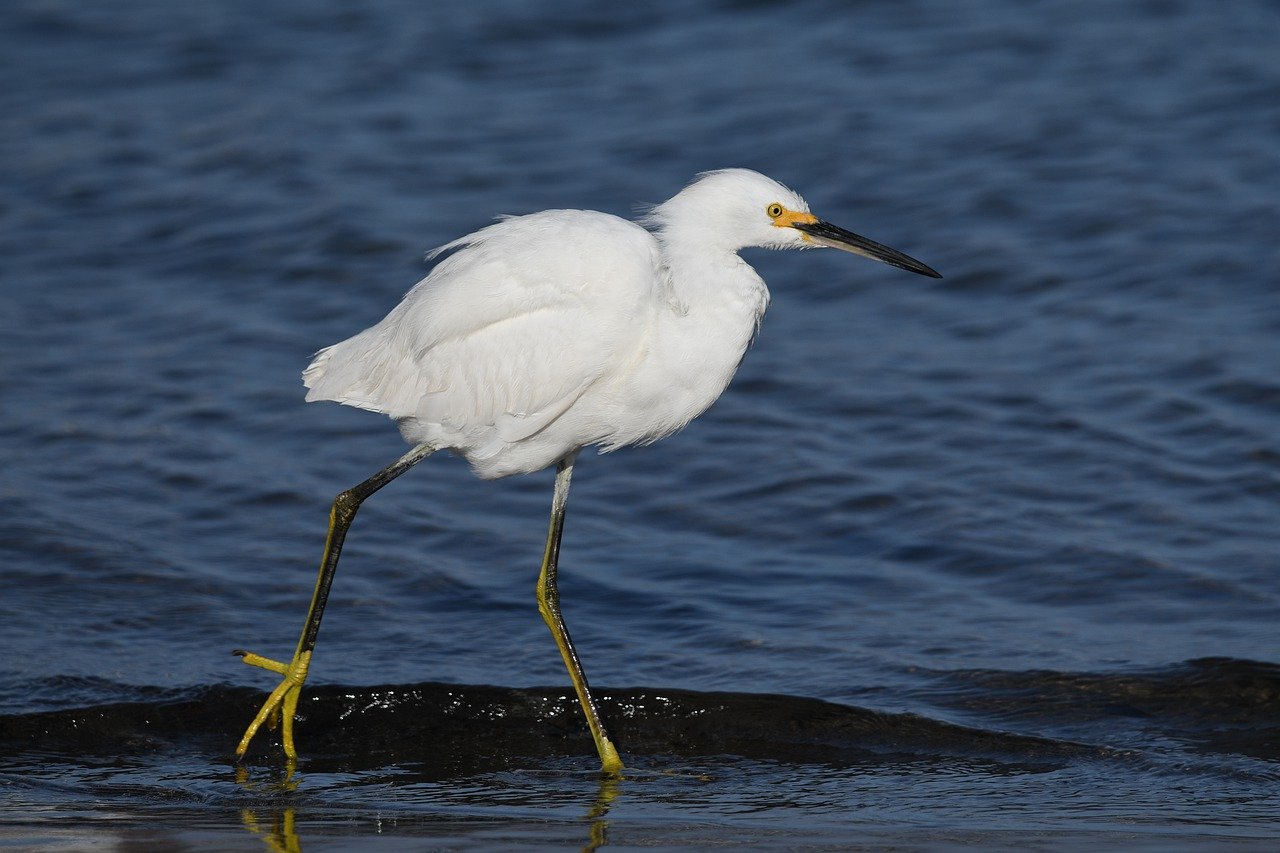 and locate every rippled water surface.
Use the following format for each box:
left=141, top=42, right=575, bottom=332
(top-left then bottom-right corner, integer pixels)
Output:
left=2, top=0, right=1279, bottom=848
